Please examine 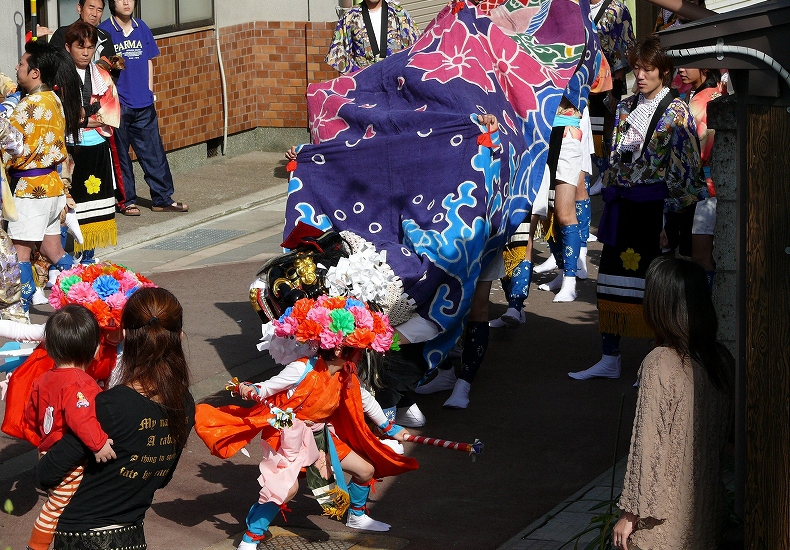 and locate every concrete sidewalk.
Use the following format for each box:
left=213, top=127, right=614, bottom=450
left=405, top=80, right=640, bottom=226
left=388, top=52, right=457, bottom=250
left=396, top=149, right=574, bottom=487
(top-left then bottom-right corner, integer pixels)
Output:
left=0, top=150, right=649, bottom=550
